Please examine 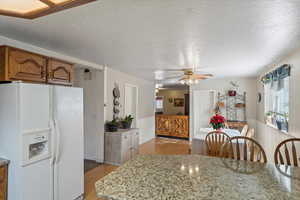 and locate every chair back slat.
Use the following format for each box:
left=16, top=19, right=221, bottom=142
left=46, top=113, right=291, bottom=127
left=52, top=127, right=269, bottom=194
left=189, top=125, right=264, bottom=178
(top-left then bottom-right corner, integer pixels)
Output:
left=230, top=142, right=234, bottom=159
left=274, top=138, right=300, bottom=167
left=243, top=141, right=247, bottom=160
left=284, top=144, right=291, bottom=166
left=240, top=125, right=249, bottom=136
left=292, top=141, right=298, bottom=166
left=278, top=150, right=285, bottom=165
left=250, top=143, right=255, bottom=162
left=236, top=139, right=240, bottom=160
left=205, top=131, right=230, bottom=157
left=220, top=136, right=267, bottom=163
